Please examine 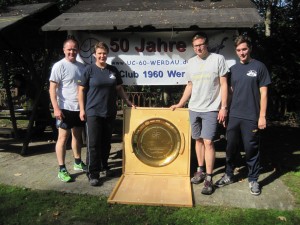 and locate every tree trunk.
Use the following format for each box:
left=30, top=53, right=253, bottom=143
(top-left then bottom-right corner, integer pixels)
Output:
left=265, top=2, right=272, bottom=37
